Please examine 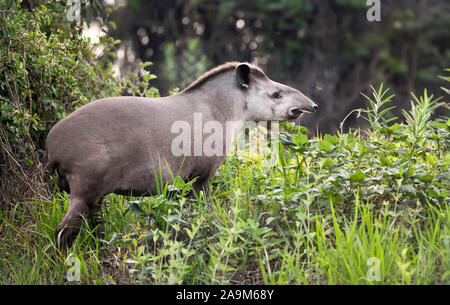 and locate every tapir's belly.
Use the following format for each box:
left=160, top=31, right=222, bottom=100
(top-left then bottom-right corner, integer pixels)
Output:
left=111, top=159, right=172, bottom=196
